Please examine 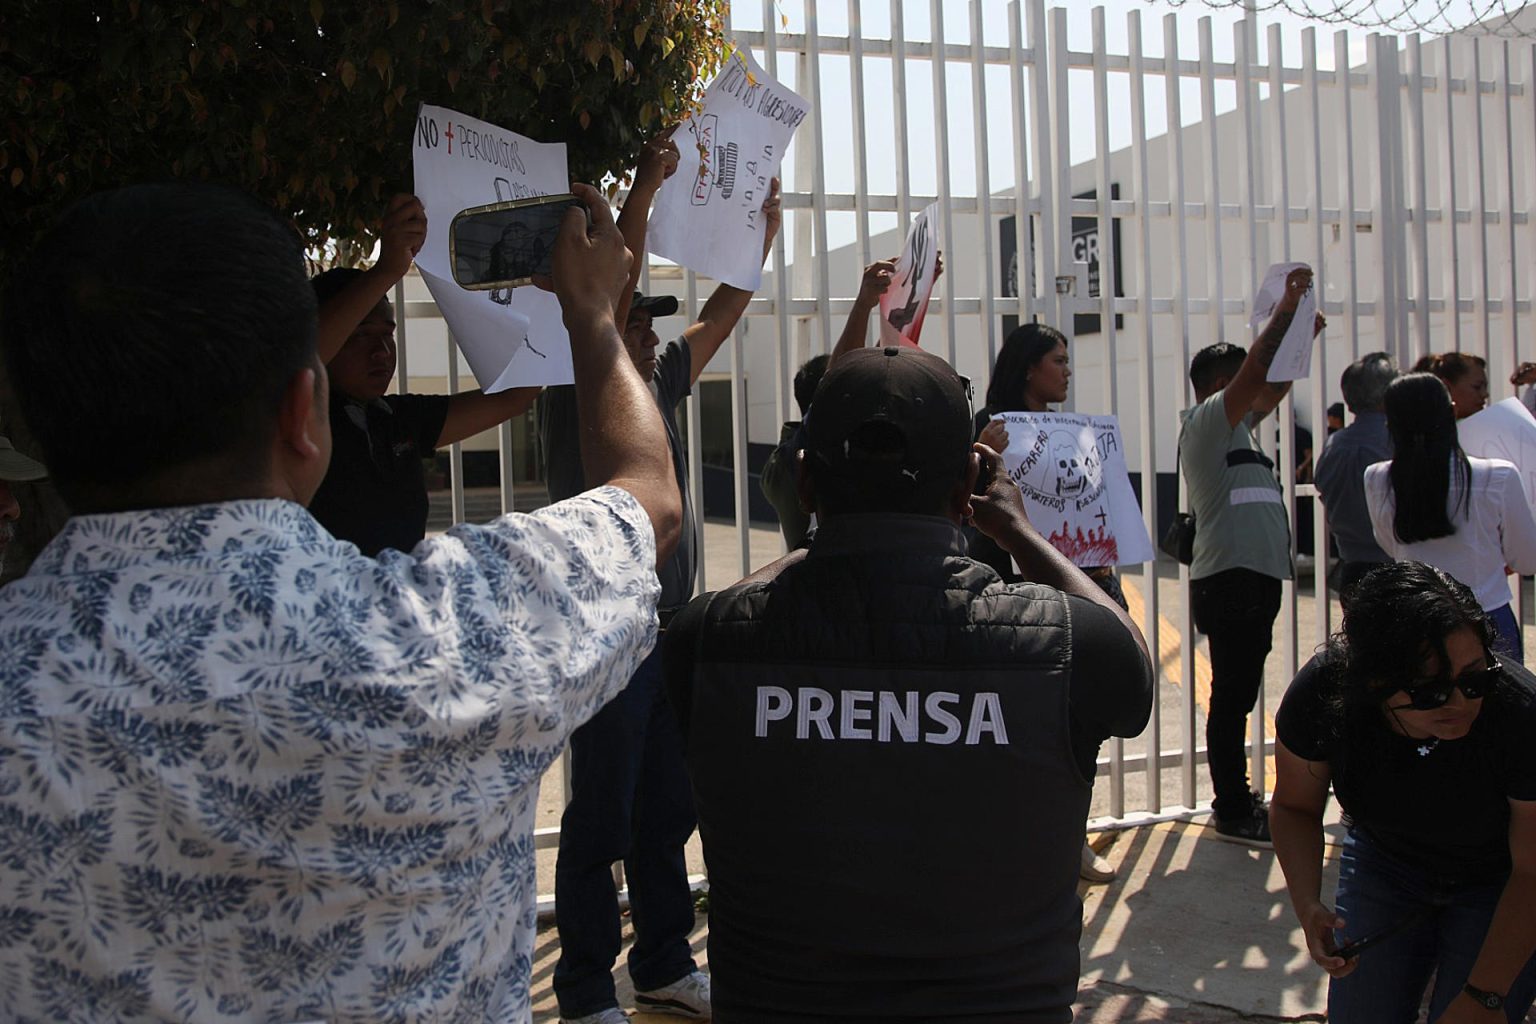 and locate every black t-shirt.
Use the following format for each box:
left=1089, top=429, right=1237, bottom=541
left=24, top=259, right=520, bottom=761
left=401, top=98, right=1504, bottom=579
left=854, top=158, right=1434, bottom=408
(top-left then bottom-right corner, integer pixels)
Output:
left=308, top=392, right=450, bottom=557
left=537, top=338, right=696, bottom=608
left=1276, top=653, right=1536, bottom=878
